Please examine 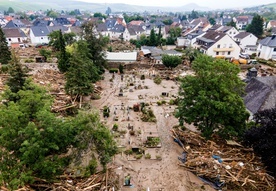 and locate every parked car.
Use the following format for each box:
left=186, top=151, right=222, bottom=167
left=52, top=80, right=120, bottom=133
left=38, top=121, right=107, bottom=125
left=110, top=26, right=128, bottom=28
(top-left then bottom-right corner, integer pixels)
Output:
left=239, top=53, right=250, bottom=59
